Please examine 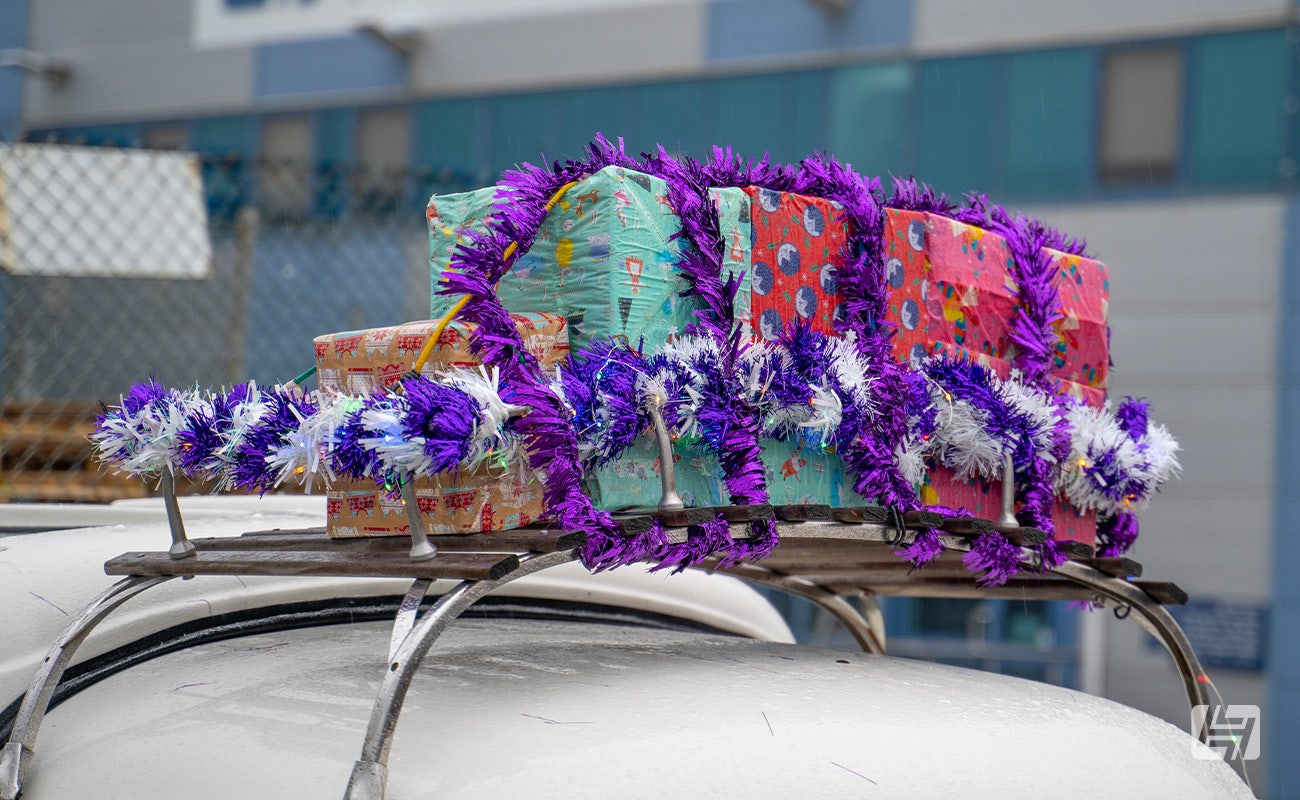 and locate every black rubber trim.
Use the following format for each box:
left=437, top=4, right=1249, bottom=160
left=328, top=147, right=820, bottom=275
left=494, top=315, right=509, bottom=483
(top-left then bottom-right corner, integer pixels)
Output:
left=0, top=594, right=739, bottom=740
